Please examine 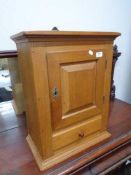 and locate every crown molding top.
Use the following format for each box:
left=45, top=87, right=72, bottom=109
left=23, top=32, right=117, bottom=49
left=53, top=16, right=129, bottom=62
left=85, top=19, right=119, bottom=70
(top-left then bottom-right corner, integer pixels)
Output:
left=11, top=30, right=121, bottom=43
